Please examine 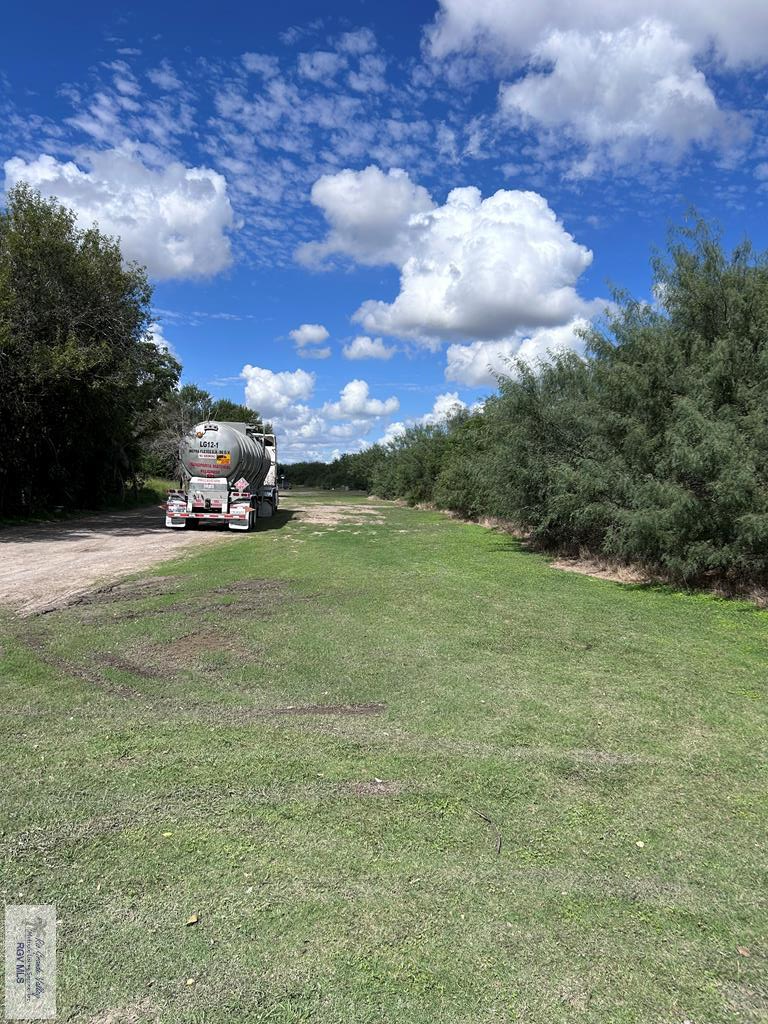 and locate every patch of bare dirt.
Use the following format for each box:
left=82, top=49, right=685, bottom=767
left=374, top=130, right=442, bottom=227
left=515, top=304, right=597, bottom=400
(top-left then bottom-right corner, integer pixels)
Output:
left=473, top=515, right=528, bottom=537
left=81, top=602, right=195, bottom=624
left=211, top=578, right=285, bottom=595
left=99, top=653, right=167, bottom=681
left=20, top=633, right=142, bottom=698
left=292, top=503, right=385, bottom=526
left=344, top=779, right=403, bottom=797
left=0, top=507, right=223, bottom=617
left=76, top=580, right=289, bottom=624
left=69, top=575, right=181, bottom=608
left=157, top=631, right=244, bottom=660
left=256, top=701, right=387, bottom=717
left=11, top=814, right=131, bottom=853
left=86, top=998, right=159, bottom=1024
left=551, top=556, right=653, bottom=585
